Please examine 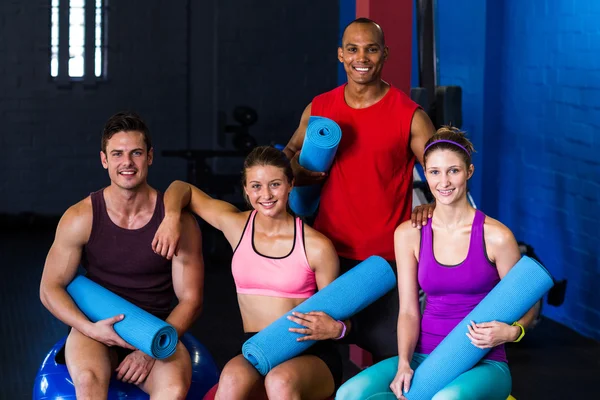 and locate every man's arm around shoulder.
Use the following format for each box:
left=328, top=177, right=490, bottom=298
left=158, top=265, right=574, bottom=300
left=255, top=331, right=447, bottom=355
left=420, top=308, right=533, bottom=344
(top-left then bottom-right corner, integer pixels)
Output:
left=410, top=108, right=436, bottom=166
left=409, top=108, right=437, bottom=227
